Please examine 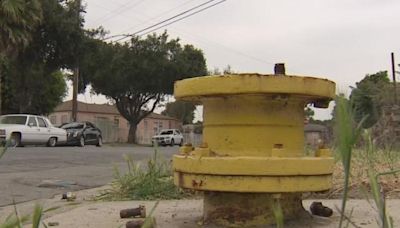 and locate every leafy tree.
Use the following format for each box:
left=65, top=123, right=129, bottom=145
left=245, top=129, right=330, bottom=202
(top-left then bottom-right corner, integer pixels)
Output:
left=304, top=105, right=315, bottom=121
left=1, top=0, right=83, bottom=114
left=0, top=0, right=43, bottom=114
left=350, top=71, right=390, bottom=128
left=3, top=64, right=67, bottom=115
left=208, top=65, right=235, bottom=75
left=0, top=0, right=42, bottom=56
left=161, top=100, right=196, bottom=124
left=82, top=32, right=207, bottom=143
